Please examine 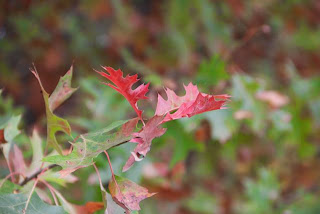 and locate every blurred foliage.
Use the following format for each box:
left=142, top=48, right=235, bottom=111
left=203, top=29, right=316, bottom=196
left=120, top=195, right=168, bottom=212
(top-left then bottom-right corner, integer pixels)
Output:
left=1, top=0, right=320, bottom=213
